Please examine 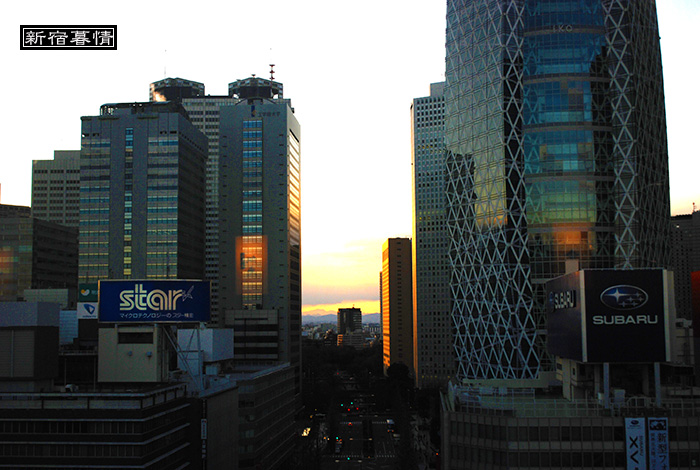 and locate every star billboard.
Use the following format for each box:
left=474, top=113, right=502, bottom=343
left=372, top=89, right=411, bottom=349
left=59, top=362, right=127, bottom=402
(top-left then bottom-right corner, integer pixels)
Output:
left=98, top=280, right=210, bottom=323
